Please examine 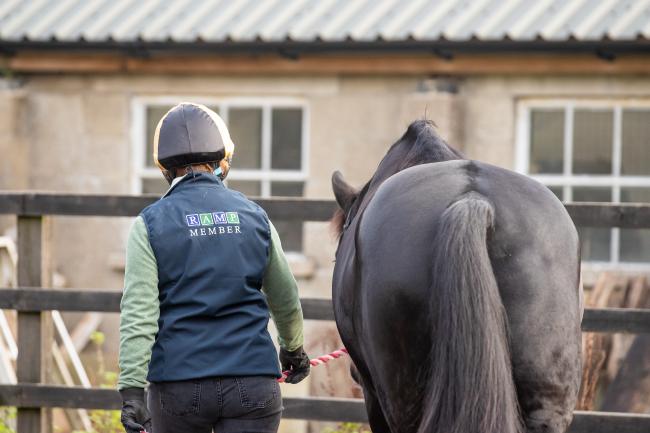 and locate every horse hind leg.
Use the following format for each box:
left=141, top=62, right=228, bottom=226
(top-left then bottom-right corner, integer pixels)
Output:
left=505, top=268, right=582, bottom=432
left=352, top=362, right=393, bottom=433
left=520, top=387, right=578, bottom=433
left=360, top=381, right=392, bottom=433
left=514, top=344, right=581, bottom=433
